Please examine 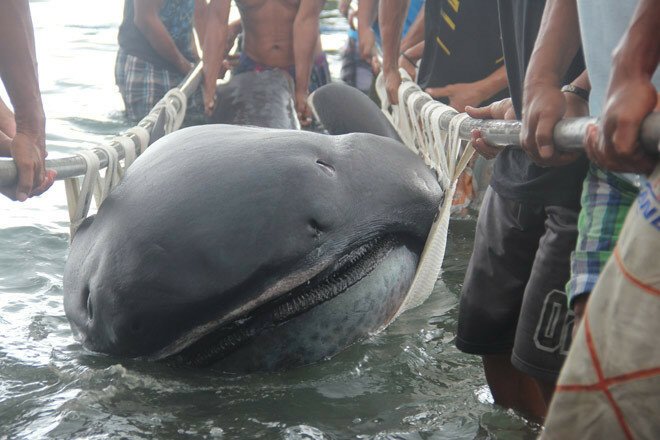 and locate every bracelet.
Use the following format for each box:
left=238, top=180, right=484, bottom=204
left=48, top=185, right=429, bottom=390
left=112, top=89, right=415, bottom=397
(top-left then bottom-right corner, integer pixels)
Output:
left=400, top=52, right=416, bottom=67
left=561, top=84, right=589, bottom=102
